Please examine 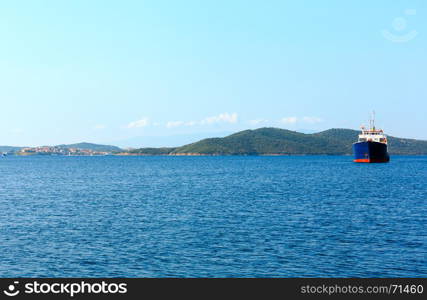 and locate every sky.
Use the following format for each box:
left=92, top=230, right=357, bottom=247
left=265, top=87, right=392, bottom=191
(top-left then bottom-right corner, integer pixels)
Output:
left=0, top=0, right=426, bottom=147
